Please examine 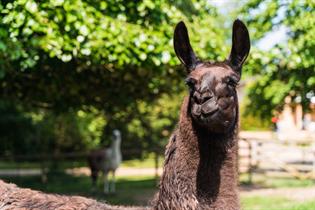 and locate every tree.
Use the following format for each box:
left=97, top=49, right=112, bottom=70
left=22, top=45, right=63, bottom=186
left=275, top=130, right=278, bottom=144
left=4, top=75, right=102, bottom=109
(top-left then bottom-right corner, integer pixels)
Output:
left=240, top=0, right=315, bottom=119
left=0, top=0, right=225, bottom=109
left=0, top=1, right=228, bottom=156
left=0, top=100, right=35, bottom=156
